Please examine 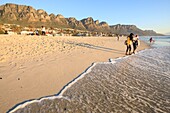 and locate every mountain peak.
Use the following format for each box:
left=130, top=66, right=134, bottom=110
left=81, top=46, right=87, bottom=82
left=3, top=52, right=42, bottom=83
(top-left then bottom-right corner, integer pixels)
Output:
left=95, top=20, right=99, bottom=25
left=56, top=14, right=65, bottom=18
